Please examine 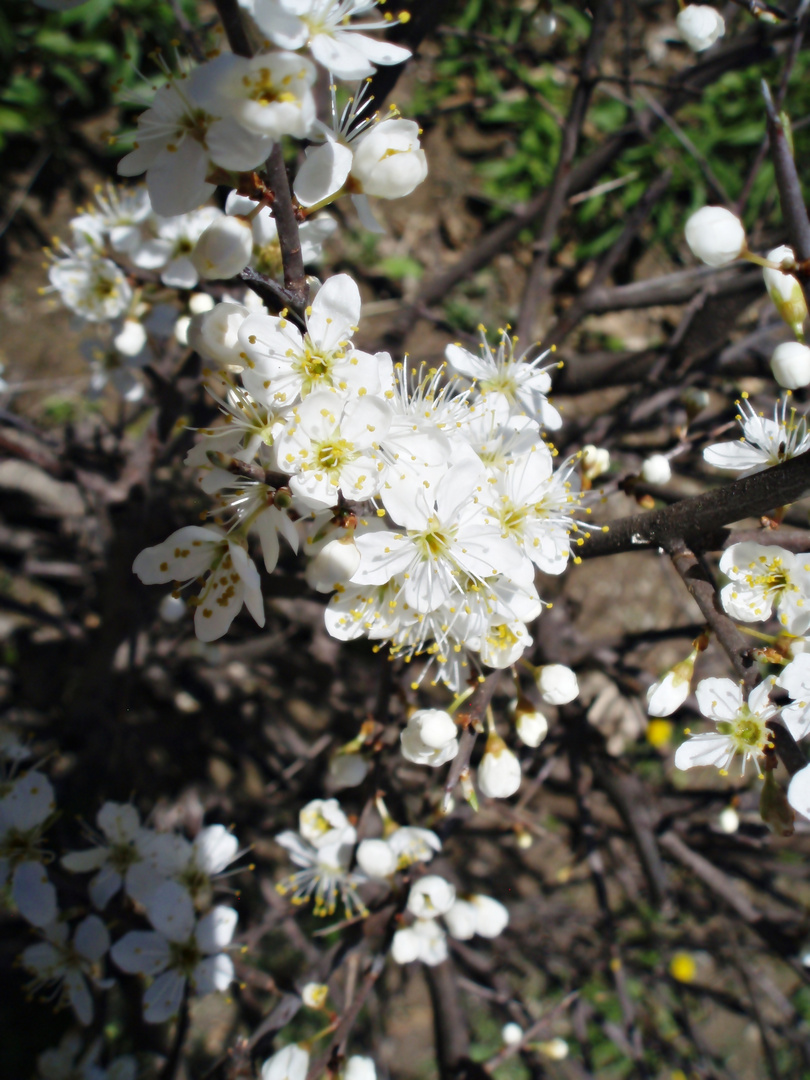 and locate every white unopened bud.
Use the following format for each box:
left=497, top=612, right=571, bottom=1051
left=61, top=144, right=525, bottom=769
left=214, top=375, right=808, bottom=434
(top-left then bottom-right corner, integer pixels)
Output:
left=787, top=762, right=810, bottom=821
left=356, top=838, right=396, bottom=878
left=718, top=806, right=740, bottom=834
left=188, top=302, right=251, bottom=367
left=469, top=894, right=509, bottom=938
left=188, top=291, right=216, bottom=315
left=350, top=119, right=428, bottom=200
left=261, top=1045, right=309, bottom=1080
left=159, top=593, right=186, bottom=623
left=764, top=246, right=807, bottom=339
left=580, top=444, right=610, bottom=481
left=511, top=697, right=548, bottom=747
left=676, top=5, right=725, bottom=52
left=301, top=982, right=329, bottom=1008
left=343, top=1057, right=376, bottom=1080
left=478, top=733, right=521, bottom=799
left=501, top=1022, right=523, bottom=1046
left=771, top=341, right=810, bottom=389
left=681, top=386, right=710, bottom=418
left=444, top=899, right=477, bottom=940
left=641, top=454, right=672, bottom=485
left=113, top=318, right=147, bottom=357
left=538, top=1038, right=568, bottom=1061
left=407, top=875, right=456, bottom=918
left=305, top=537, right=361, bottom=593
left=647, top=650, right=696, bottom=717
left=685, top=206, right=745, bottom=267
left=191, top=216, right=253, bottom=280
left=400, top=710, right=459, bottom=767
left=391, top=926, right=420, bottom=964
left=536, top=664, right=579, bottom=705
left=328, top=752, right=368, bottom=789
